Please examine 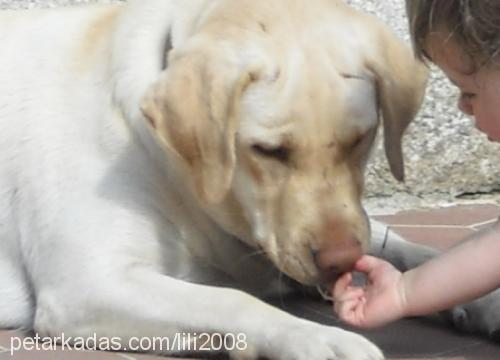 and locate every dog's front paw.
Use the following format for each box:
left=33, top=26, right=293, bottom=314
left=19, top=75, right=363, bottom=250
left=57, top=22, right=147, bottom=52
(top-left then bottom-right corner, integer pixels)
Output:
left=446, top=288, right=500, bottom=341
left=247, top=321, right=383, bottom=360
